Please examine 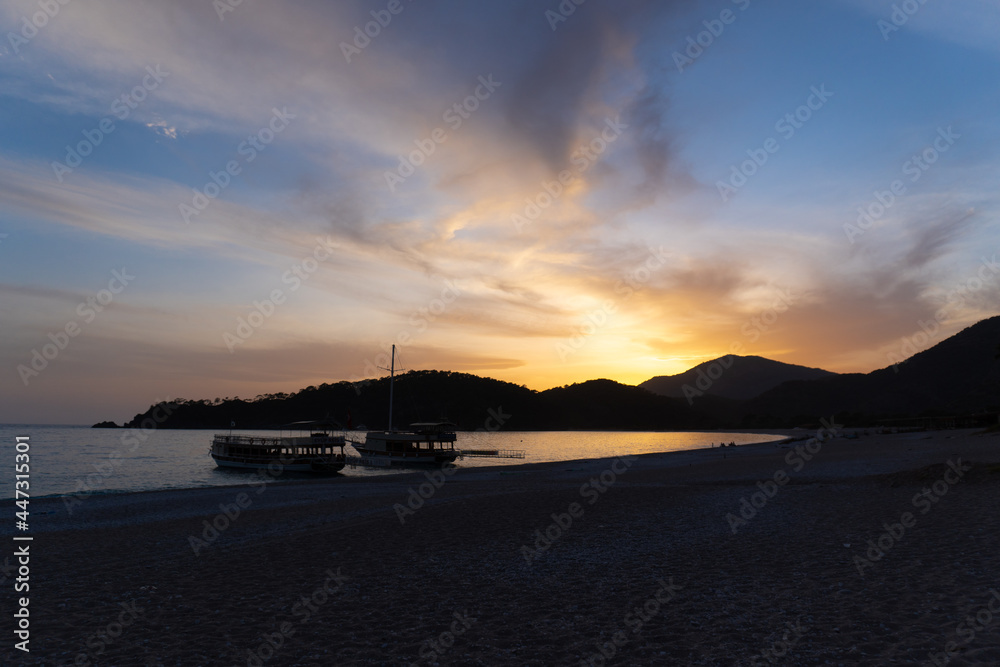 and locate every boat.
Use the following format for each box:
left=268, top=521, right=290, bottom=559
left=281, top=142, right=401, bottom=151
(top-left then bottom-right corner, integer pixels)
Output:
left=347, top=345, right=460, bottom=467
left=351, top=421, right=460, bottom=466
left=210, top=419, right=347, bottom=473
